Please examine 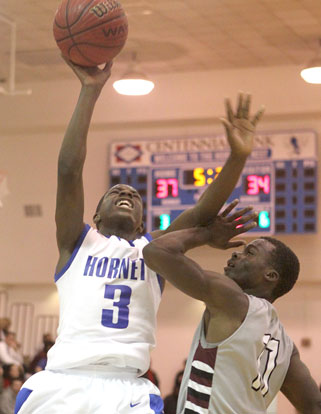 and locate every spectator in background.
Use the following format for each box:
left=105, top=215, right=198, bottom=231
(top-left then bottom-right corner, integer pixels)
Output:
left=0, top=332, right=23, bottom=367
left=0, top=319, right=11, bottom=342
left=163, top=369, right=184, bottom=414
left=0, top=378, right=23, bottom=414
left=0, top=366, right=4, bottom=395
left=2, top=364, right=24, bottom=388
left=29, top=334, right=55, bottom=374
